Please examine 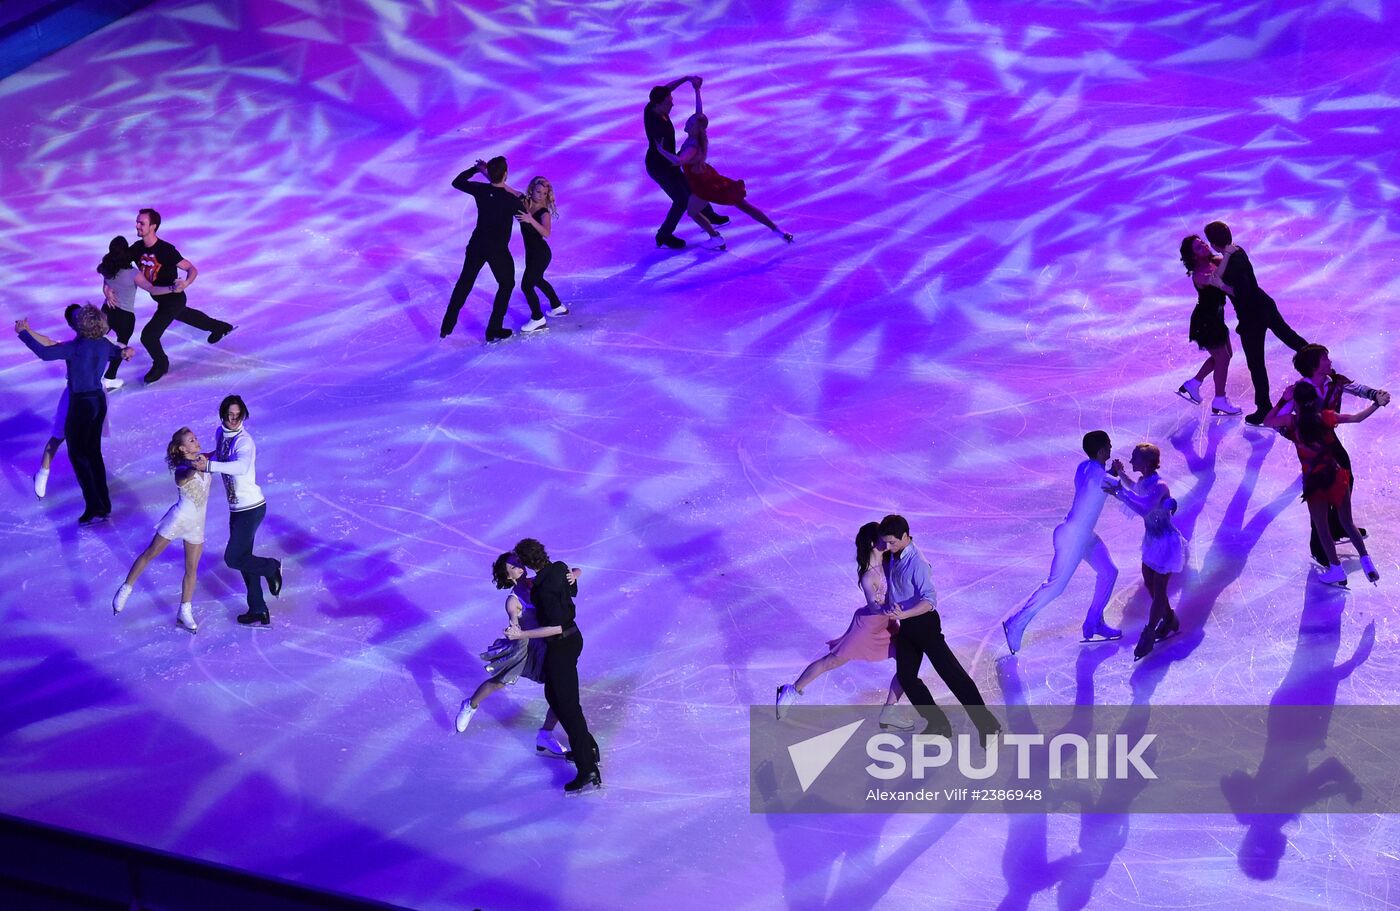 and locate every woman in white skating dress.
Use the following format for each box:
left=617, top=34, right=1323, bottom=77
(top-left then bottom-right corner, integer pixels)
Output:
left=112, top=428, right=211, bottom=632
